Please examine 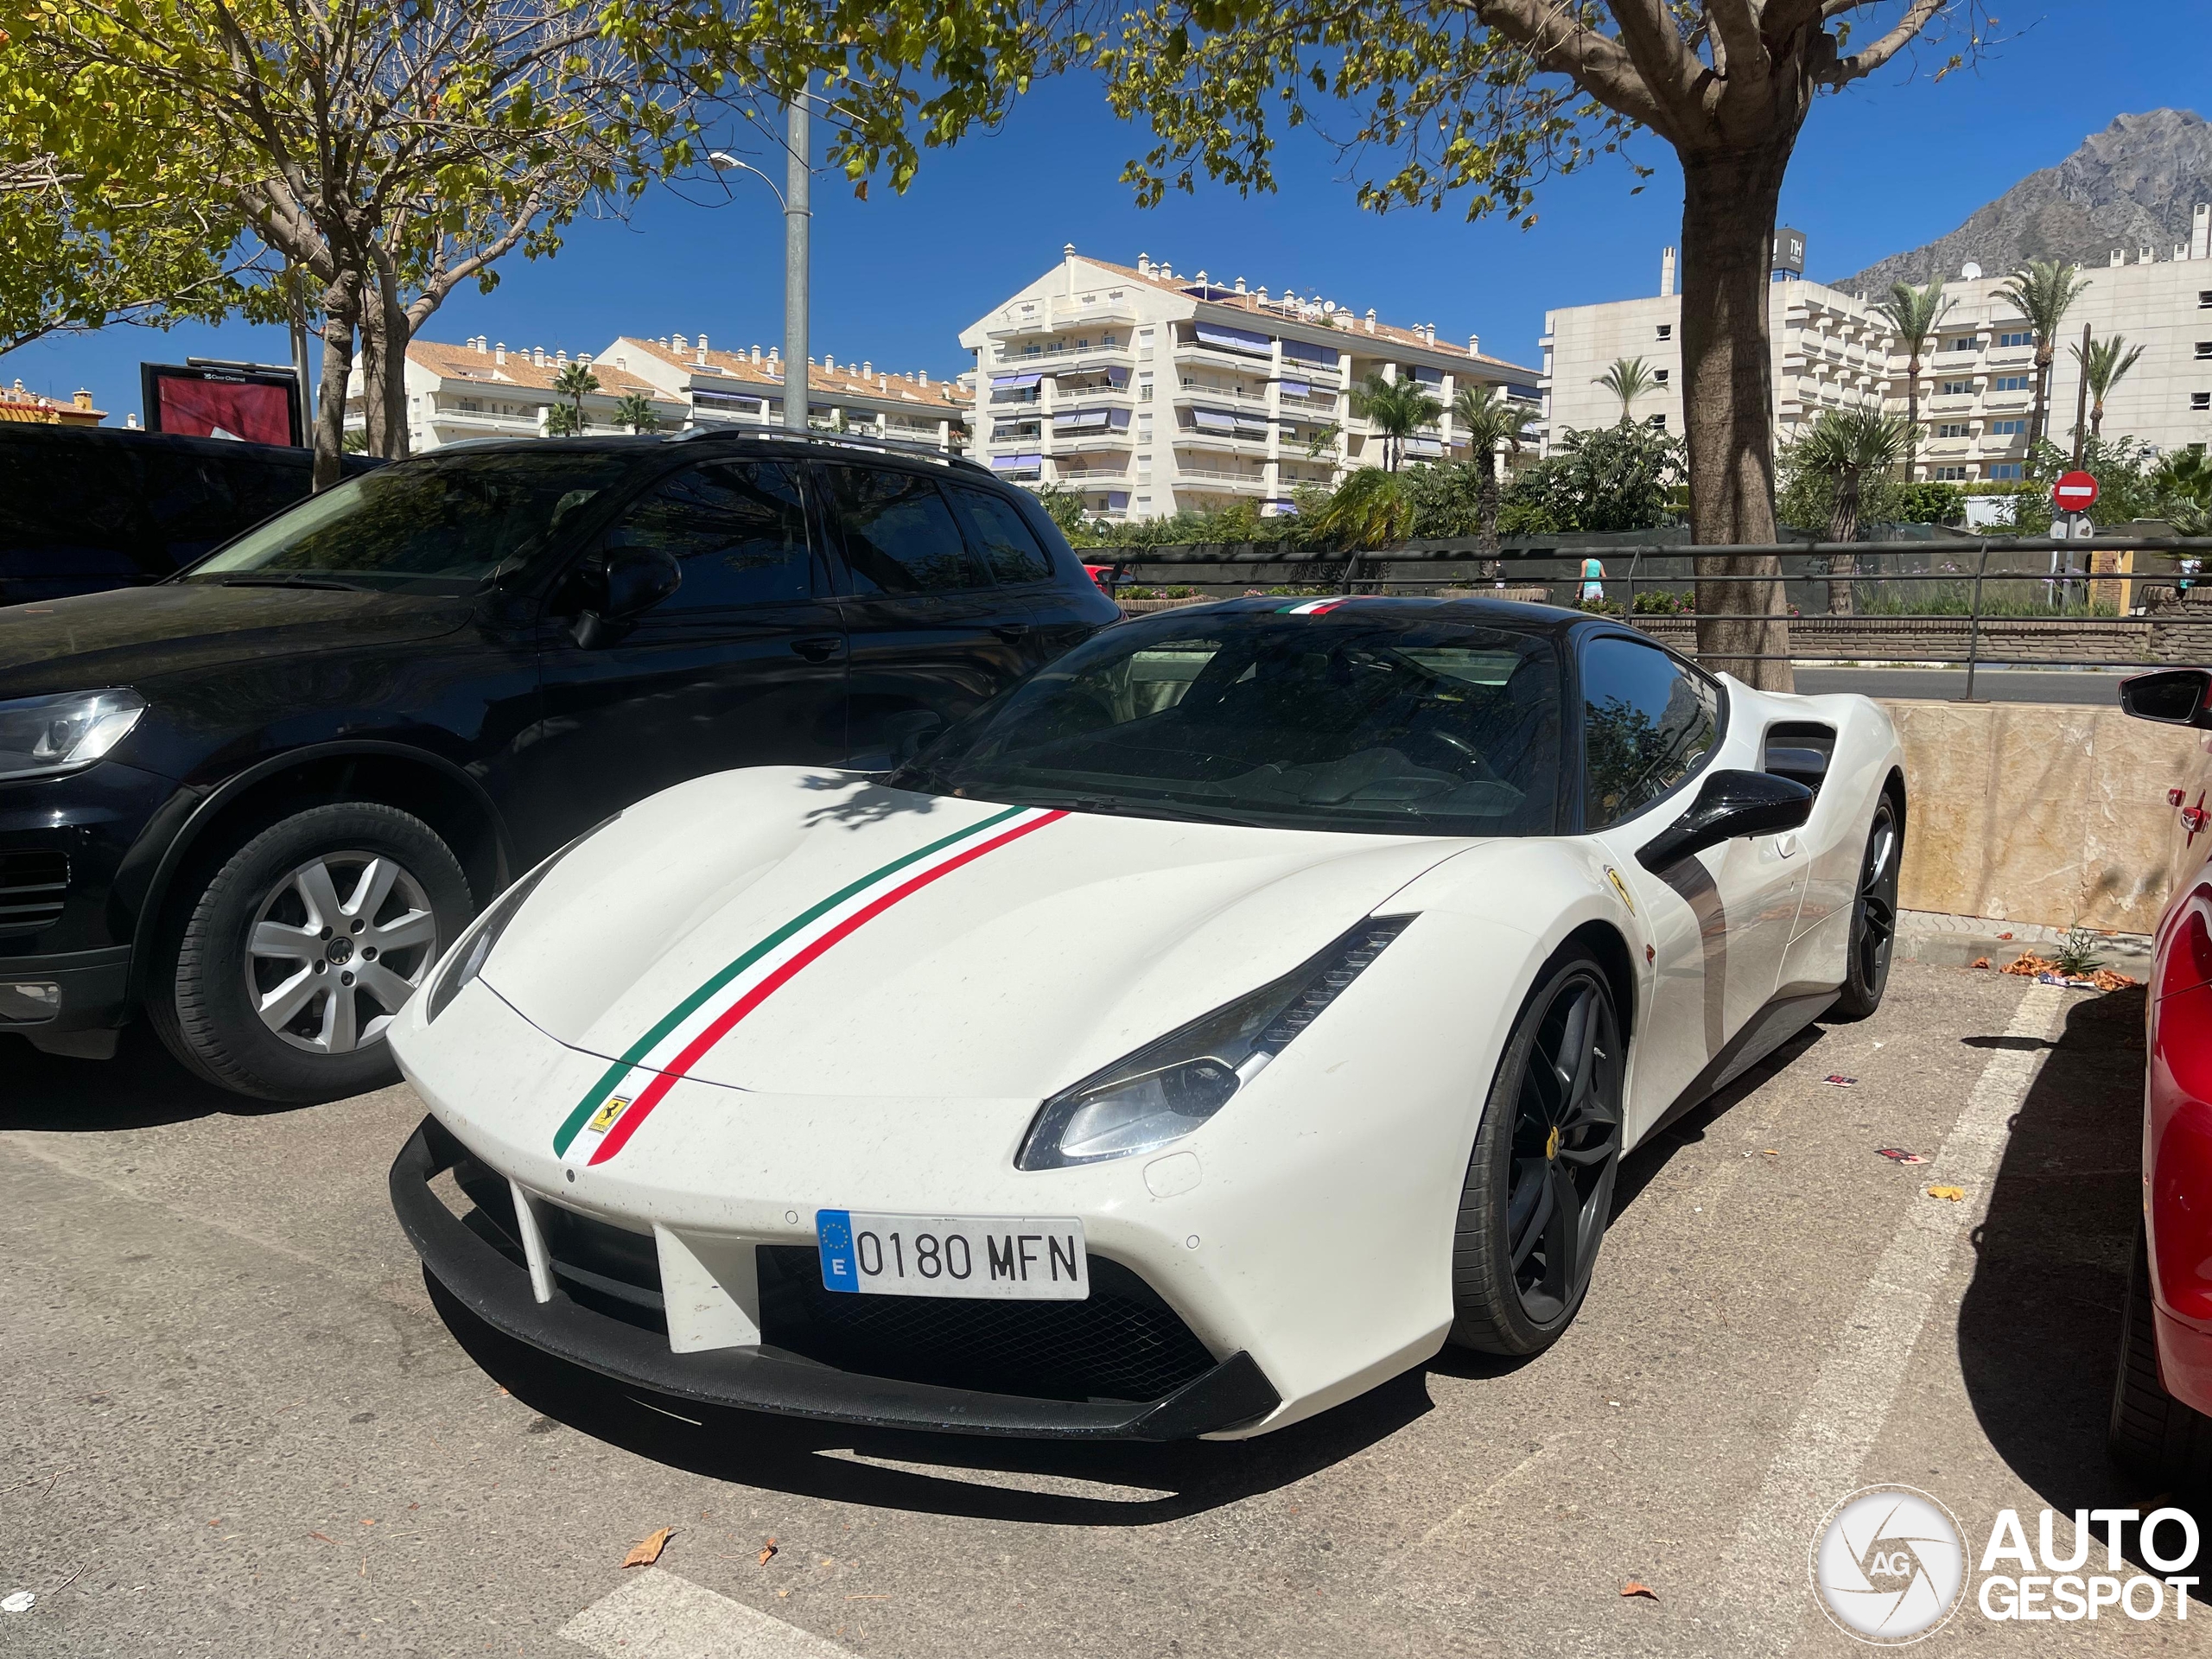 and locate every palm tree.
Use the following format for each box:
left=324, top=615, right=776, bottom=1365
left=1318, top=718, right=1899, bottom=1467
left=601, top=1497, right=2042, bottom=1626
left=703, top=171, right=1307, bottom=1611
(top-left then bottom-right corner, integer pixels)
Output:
left=613, top=391, right=662, bottom=435
left=1788, top=404, right=1911, bottom=614
left=1452, top=384, right=1543, bottom=556
left=1350, top=372, right=1442, bottom=471
left=2070, top=334, right=2145, bottom=442
left=1872, top=277, right=1953, bottom=471
left=542, top=403, right=583, bottom=437
left=1993, top=259, right=2093, bottom=449
left=1592, top=357, right=1657, bottom=424
left=1303, top=466, right=1413, bottom=550
left=550, top=360, right=601, bottom=435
